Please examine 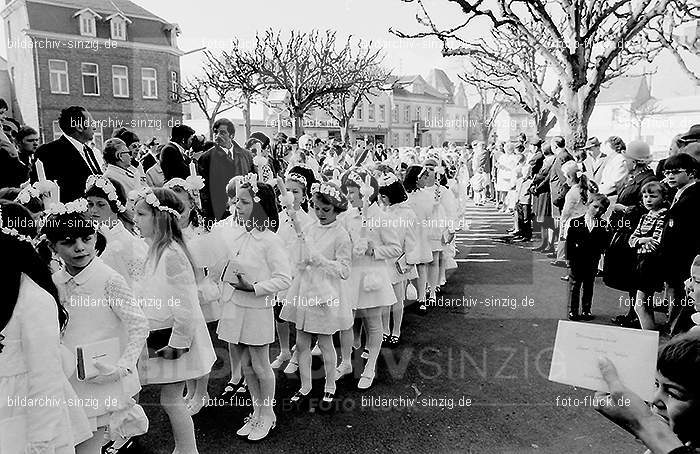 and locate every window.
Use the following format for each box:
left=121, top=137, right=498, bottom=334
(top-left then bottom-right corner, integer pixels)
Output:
left=405, top=133, right=411, bottom=145
left=416, top=106, right=422, bottom=121
left=110, top=16, right=127, bottom=40
left=52, top=120, right=62, bottom=140
left=368, top=103, right=375, bottom=121
left=141, top=68, right=158, bottom=99
left=80, top=15, right=95, bottom=36
left=170, top=71, right=179, bottom=101
left=81, top=63, right=99, bottom=96
left=6, top=20, right=11, bottom=42
left=356, top=102, right=363, bottom=120
left=643, top=135, right=655, bottom=146
left=612, top=108, right=621, bottom=124
left=48, top=60, right=69, bottom=94
left=437, top=106, right=442, bottom=119
left=427, top=107, right=432, bottom=121
left=404, top=105, right=410, bottom=123
left=392, top=105, right=399, bottom=122
left=92, top=123, right=104, bottom=150
left=393, top=133, right=399, bottom=146
left=112, top=65, right=129, bottom=98
left=379, top=104, right=385, bottom=121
